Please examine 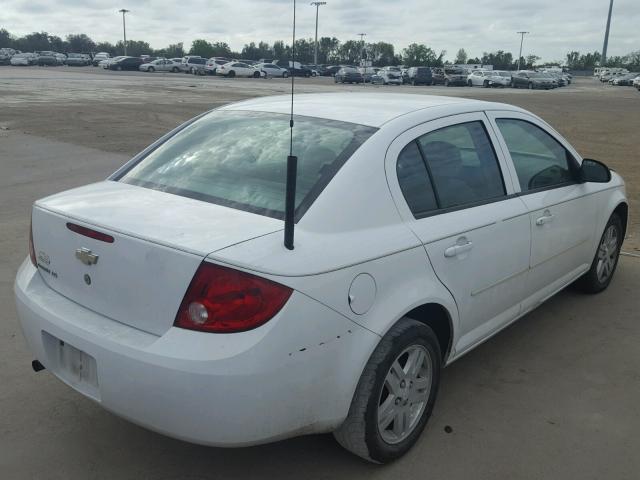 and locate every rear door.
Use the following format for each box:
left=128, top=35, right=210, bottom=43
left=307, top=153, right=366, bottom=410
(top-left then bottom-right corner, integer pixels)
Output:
left=486, top=111, right=599, bottom=309
left=386, top=113, right=530, bottom=355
